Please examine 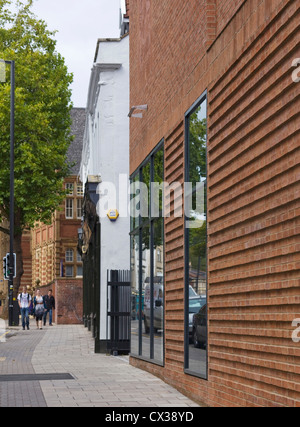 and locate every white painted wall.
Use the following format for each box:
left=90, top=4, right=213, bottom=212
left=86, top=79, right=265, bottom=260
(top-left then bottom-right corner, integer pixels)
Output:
left=80, top=34, right=130, bottom=342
